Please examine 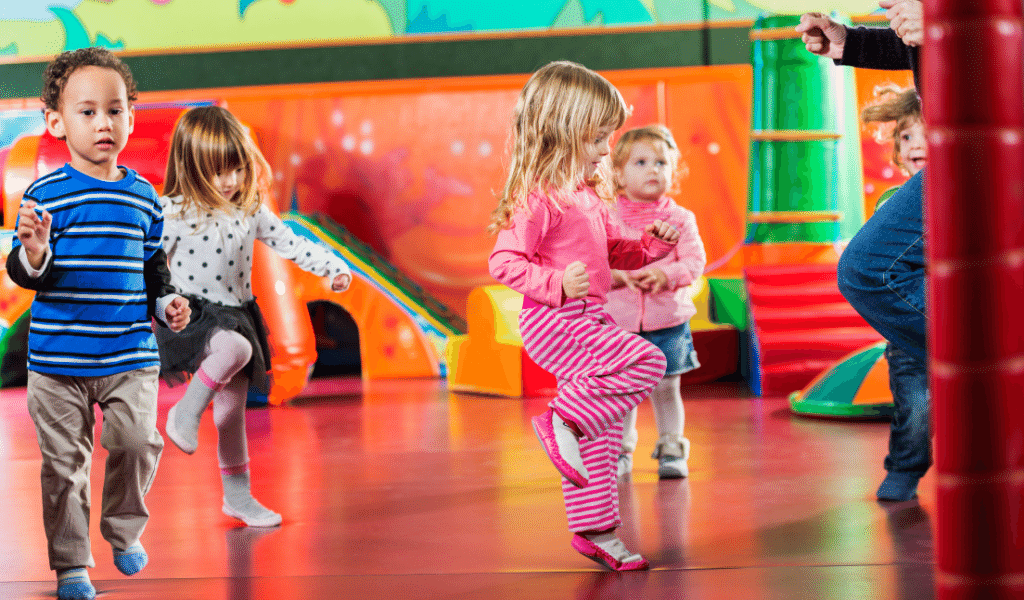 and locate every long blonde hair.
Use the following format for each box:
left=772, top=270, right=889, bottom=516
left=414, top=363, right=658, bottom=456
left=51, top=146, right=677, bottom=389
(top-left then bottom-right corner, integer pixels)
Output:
left=611, top=124, right=686, bottom=196
left=163, top=106, right=271, bottom=219
left=488, top=61, right=629, bottom=234
left=860, top=85, right=923, bottom=172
